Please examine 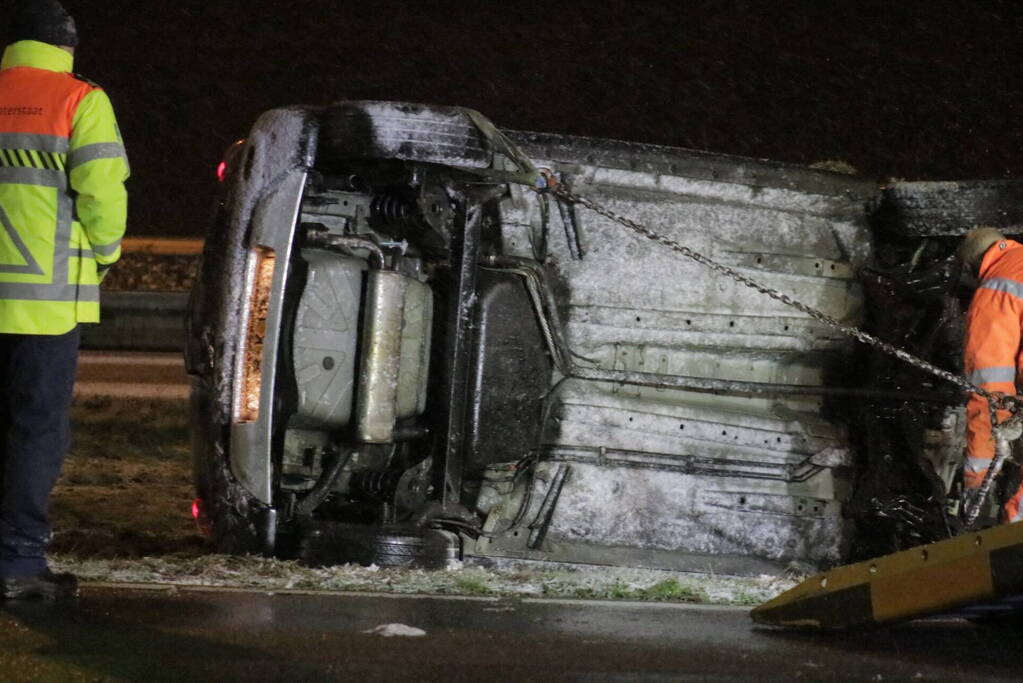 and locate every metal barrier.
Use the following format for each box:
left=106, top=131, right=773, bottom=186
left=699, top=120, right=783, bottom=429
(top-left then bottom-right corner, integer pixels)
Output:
left=121, top=237, right=204, bottom=255
left=81, top=291, right=189, bottom=352
left=77, top=238, right=201, bottom=351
